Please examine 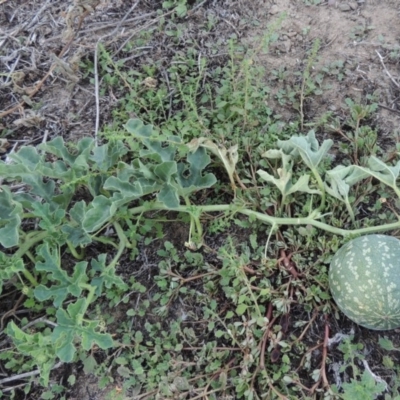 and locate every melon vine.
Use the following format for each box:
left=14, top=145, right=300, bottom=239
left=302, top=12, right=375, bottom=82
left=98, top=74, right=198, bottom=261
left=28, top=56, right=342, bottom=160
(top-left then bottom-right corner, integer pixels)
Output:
left=2, top=119, right=400, bottom=387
